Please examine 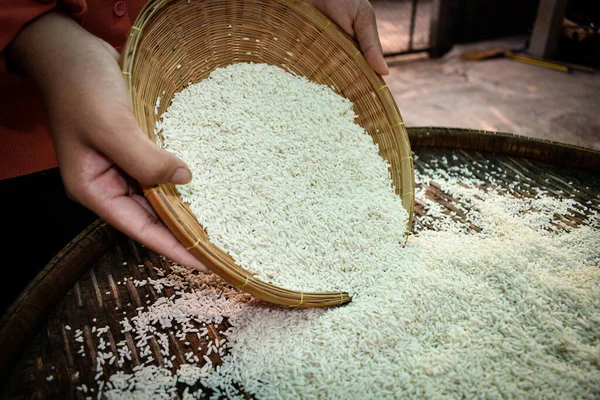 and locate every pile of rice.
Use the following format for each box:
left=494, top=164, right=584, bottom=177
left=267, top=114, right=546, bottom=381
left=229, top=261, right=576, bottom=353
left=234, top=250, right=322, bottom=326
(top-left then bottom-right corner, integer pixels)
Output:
left=71, top=63, right=600, bottom=399
left=159, top=62, right=408, bottom=293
